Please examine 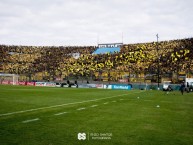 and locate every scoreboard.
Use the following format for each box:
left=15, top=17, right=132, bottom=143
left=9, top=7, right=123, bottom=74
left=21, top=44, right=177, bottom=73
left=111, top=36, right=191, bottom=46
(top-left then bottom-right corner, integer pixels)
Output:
left=98, top=43, right=123, bottom=48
